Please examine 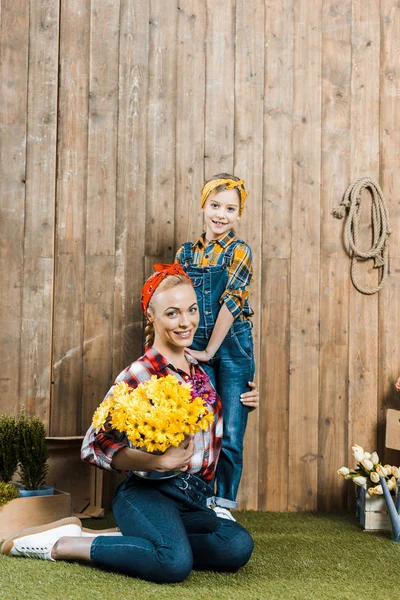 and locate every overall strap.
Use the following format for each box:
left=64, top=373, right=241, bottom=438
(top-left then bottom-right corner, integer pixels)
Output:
left=182, top=242, right=194, bottom=265
left=223, top=239, right=245, bottom=266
